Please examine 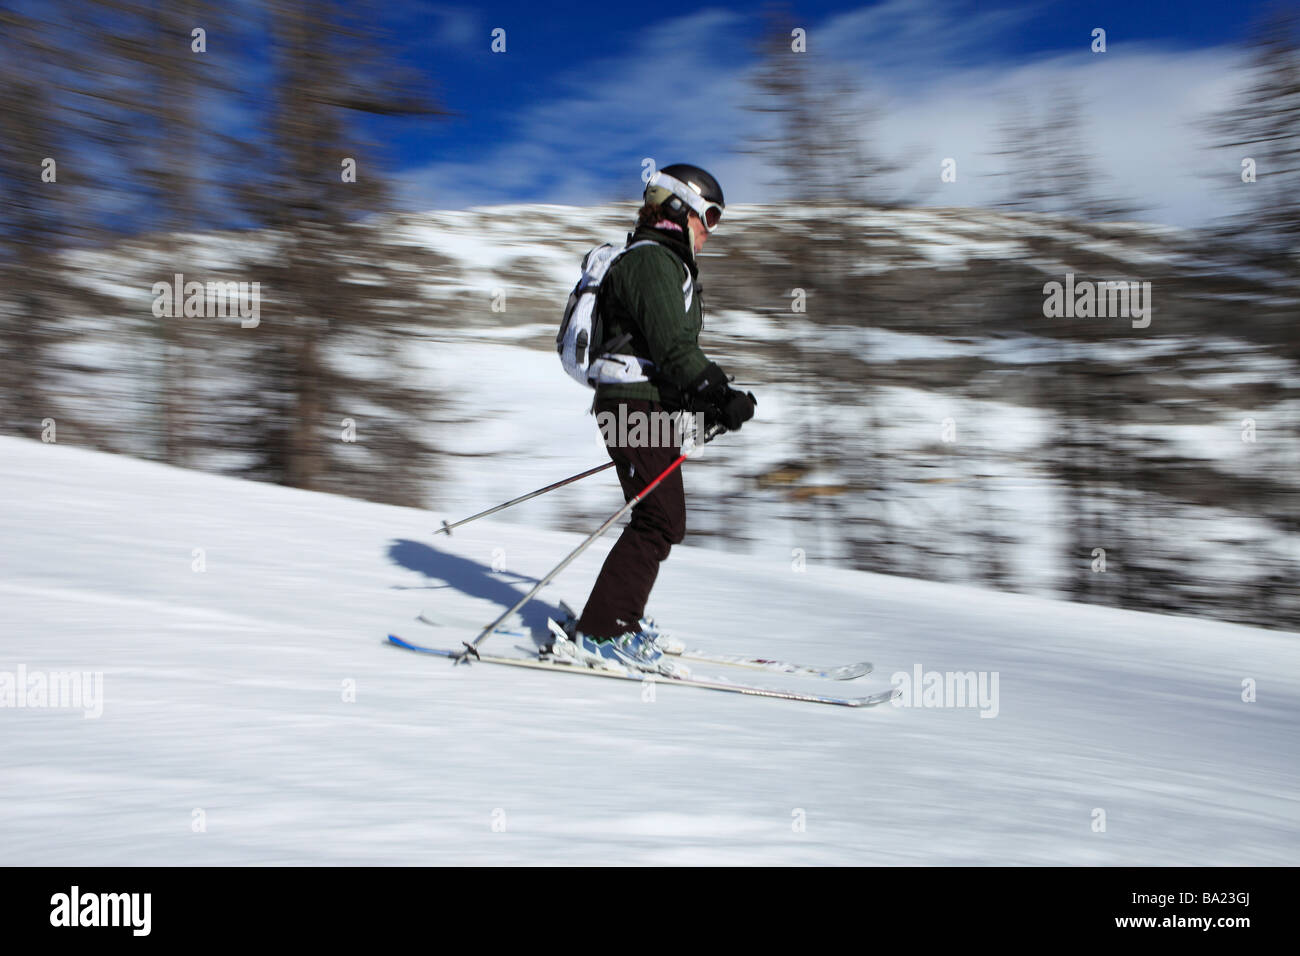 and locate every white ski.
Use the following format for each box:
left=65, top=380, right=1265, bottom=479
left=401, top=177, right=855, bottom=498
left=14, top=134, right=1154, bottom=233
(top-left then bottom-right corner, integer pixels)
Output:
left=388, top=634, right=899, bottom=708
